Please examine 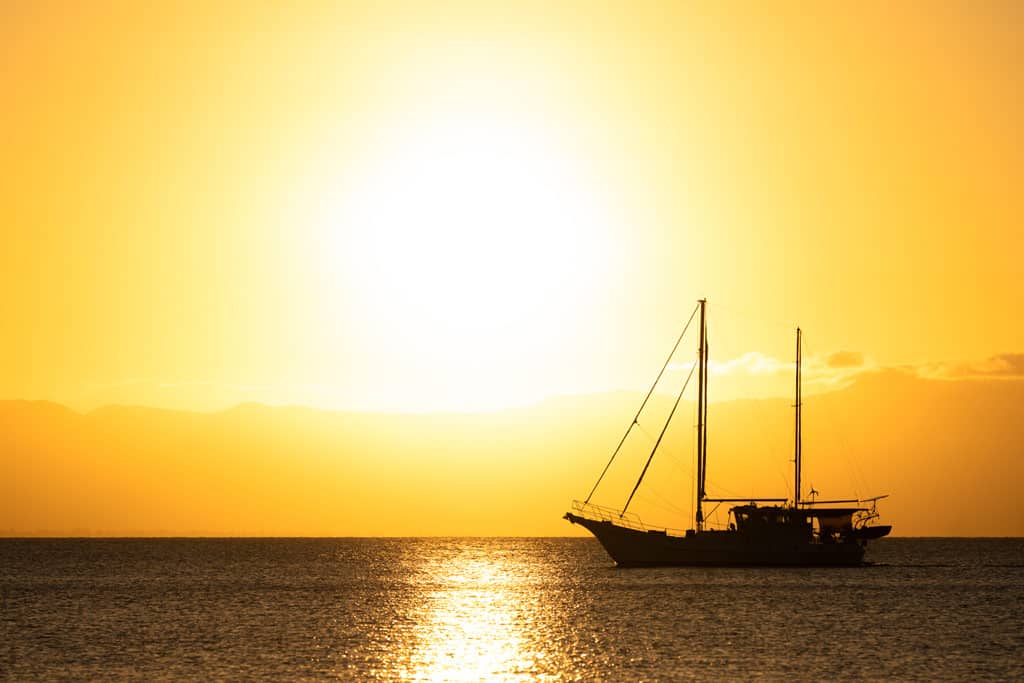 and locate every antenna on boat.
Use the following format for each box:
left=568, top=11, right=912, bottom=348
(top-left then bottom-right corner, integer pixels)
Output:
left=696, top=298, right=707, bottom=531
left=794, top=326, right=802, bottom=507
